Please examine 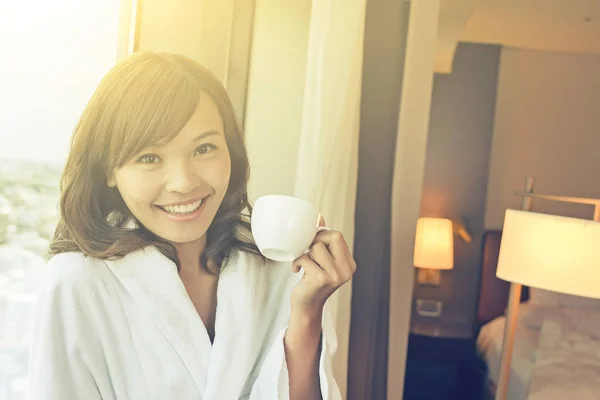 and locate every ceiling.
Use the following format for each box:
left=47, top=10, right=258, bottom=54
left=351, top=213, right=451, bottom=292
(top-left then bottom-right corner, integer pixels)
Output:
left=435, top=0, right=600, bottom=73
